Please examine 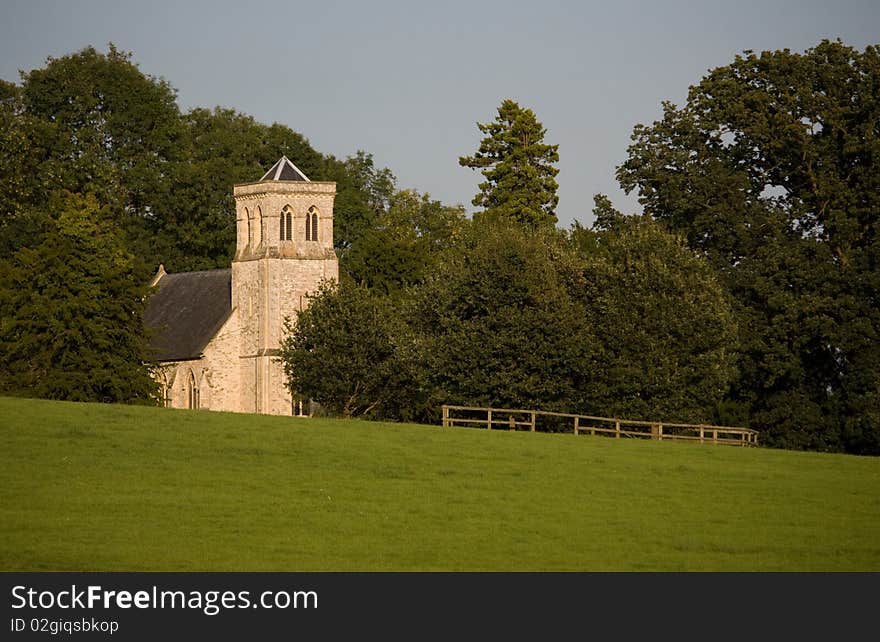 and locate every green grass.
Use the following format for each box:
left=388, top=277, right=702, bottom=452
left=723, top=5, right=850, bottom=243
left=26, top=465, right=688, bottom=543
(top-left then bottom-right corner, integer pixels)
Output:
left=1, top=396, right=878, bottom=571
